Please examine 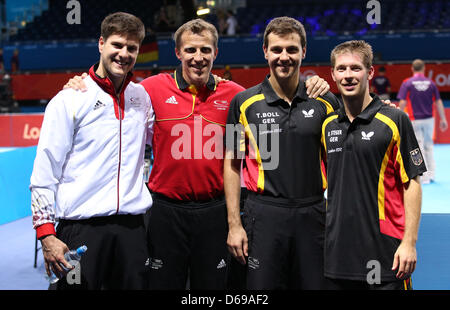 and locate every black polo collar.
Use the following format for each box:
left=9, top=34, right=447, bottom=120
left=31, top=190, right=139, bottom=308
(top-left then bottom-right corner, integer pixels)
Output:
left=174, top=65, right=216, bottom=91
left=337, top=95, right=383, bottom=122
left=261, top=75, right=308, bottom=104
